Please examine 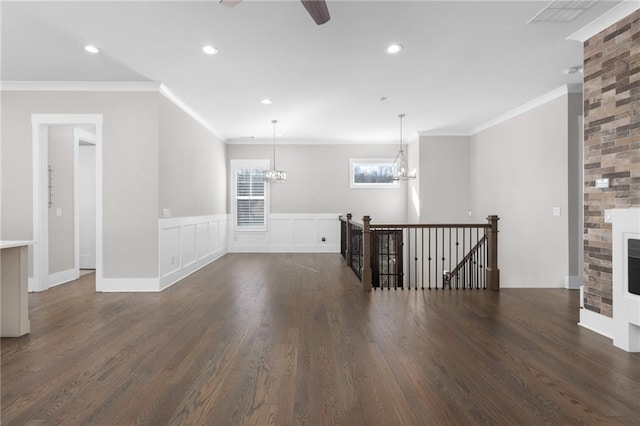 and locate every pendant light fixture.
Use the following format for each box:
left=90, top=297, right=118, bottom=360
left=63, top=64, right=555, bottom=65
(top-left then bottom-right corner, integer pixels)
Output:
left=390, top=113, right=416, bottom=181
left=264, top=119, right=287, bottom=183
